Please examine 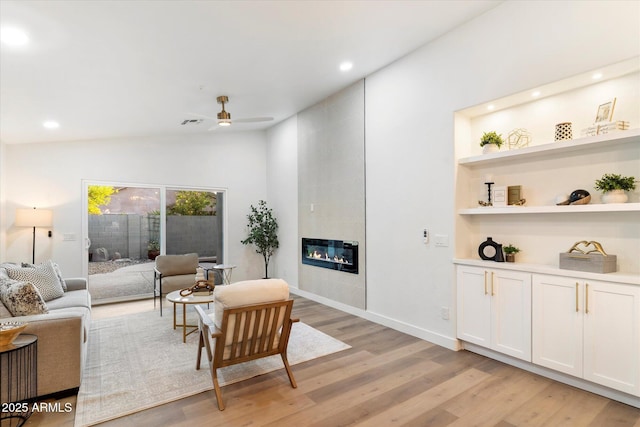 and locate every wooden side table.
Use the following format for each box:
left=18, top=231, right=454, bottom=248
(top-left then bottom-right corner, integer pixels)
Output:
left=0, top=334, right=37, bottom=427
